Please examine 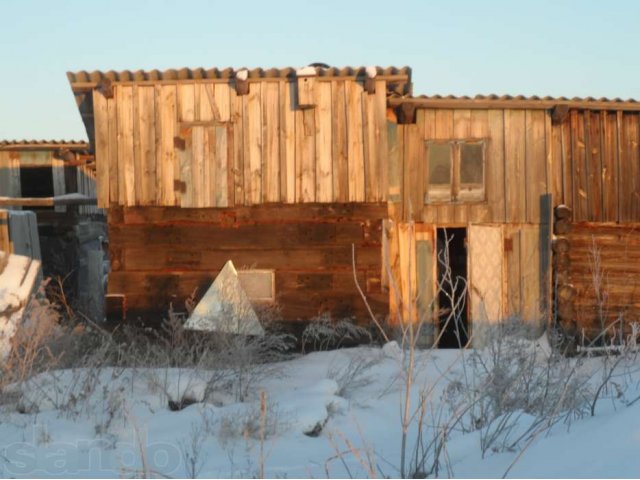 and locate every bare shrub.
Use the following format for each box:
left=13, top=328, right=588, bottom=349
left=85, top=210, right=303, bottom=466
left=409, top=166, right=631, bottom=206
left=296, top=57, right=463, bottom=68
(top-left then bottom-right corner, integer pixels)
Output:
left=457, top=320, right=591, bottom=457
left=301, top=313, right=373, bottom=353
left=216, top=396, right=283, bottom=448
left=179, top=421, right=208, bottom=478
